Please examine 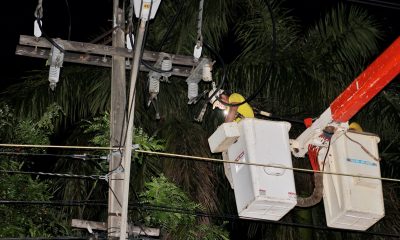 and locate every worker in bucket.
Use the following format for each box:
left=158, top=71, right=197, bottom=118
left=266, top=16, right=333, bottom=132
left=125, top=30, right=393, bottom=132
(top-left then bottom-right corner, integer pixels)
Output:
left=209, top=88, right=254, bottom=122
left=349, top=122, right=363, bottom=132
